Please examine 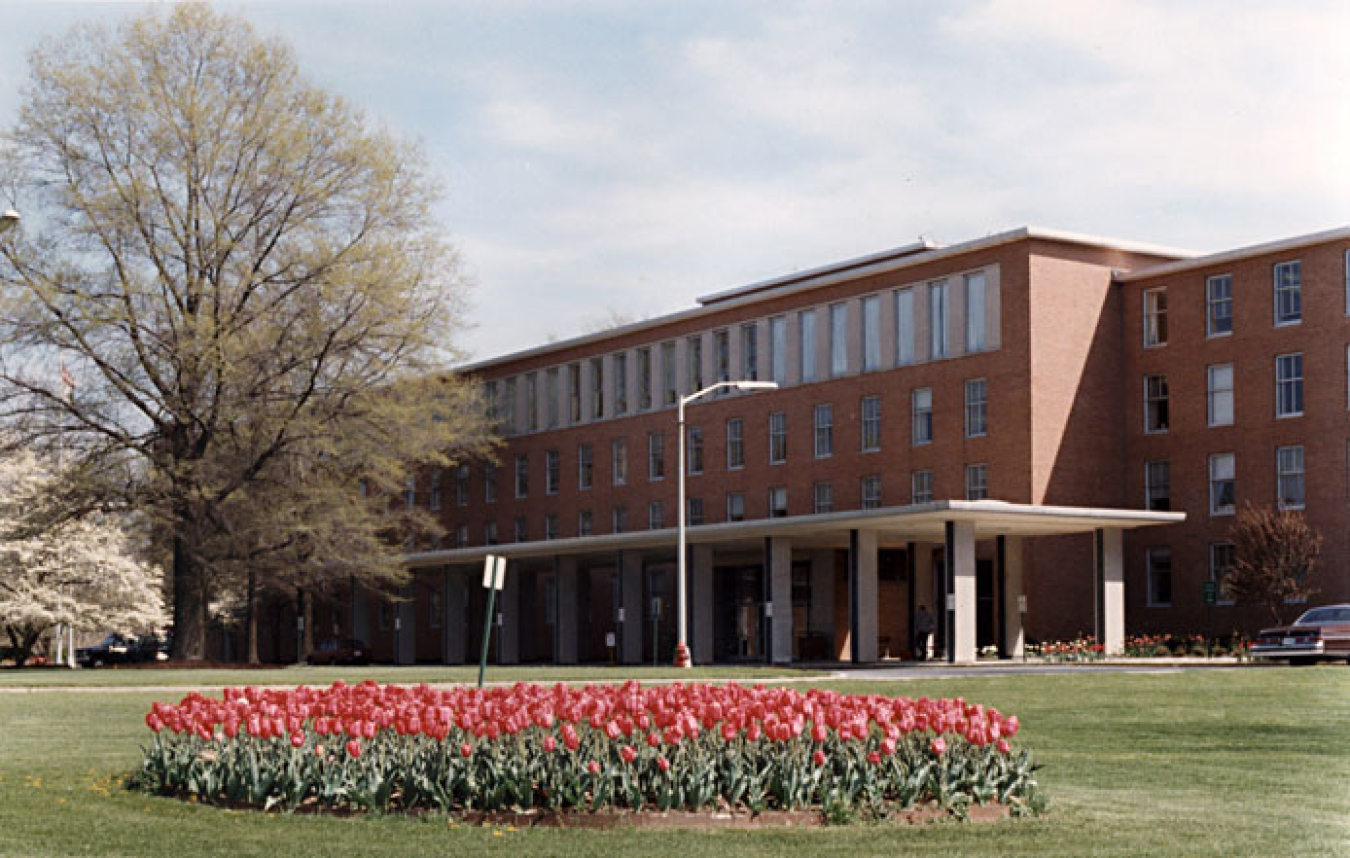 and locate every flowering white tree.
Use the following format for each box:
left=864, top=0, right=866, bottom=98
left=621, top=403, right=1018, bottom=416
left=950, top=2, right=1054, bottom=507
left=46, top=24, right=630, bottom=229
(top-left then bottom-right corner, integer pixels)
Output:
left=0, top=446, right=165, bottom=666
